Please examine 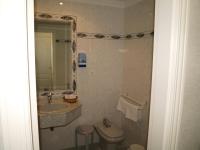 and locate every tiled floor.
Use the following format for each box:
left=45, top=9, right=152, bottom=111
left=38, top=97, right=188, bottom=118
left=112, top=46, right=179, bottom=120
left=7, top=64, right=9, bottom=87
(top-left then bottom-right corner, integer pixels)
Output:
left=64, top=144, right=100, bottom=150
left=64, top=143, right=127, bottom=150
